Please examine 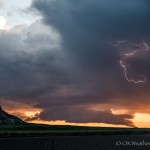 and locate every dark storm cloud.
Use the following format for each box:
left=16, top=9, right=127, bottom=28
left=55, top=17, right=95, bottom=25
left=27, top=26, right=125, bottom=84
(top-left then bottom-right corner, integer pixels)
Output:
left=32, top=0, right=150, bottom=39
left=31, top=0, right=150, bottom=126
left=2, top=0, right=150, bottom=126
left=28, top=107, right=134, bottom=127
left=31, top=0, right=150, bottom=95
left=0, top=20, right=69, bottom=100
left=31, top=0, right=150, bottom=78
